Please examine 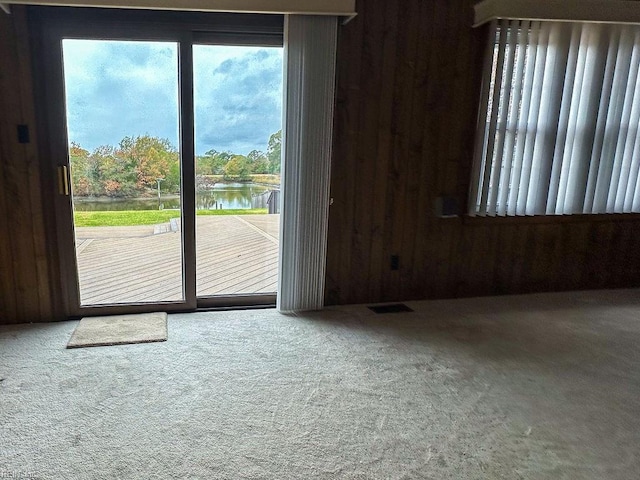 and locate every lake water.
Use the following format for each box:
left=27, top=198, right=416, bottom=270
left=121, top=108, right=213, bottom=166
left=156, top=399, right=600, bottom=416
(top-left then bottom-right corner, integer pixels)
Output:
left=73, top=183, right=274, bottom=211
